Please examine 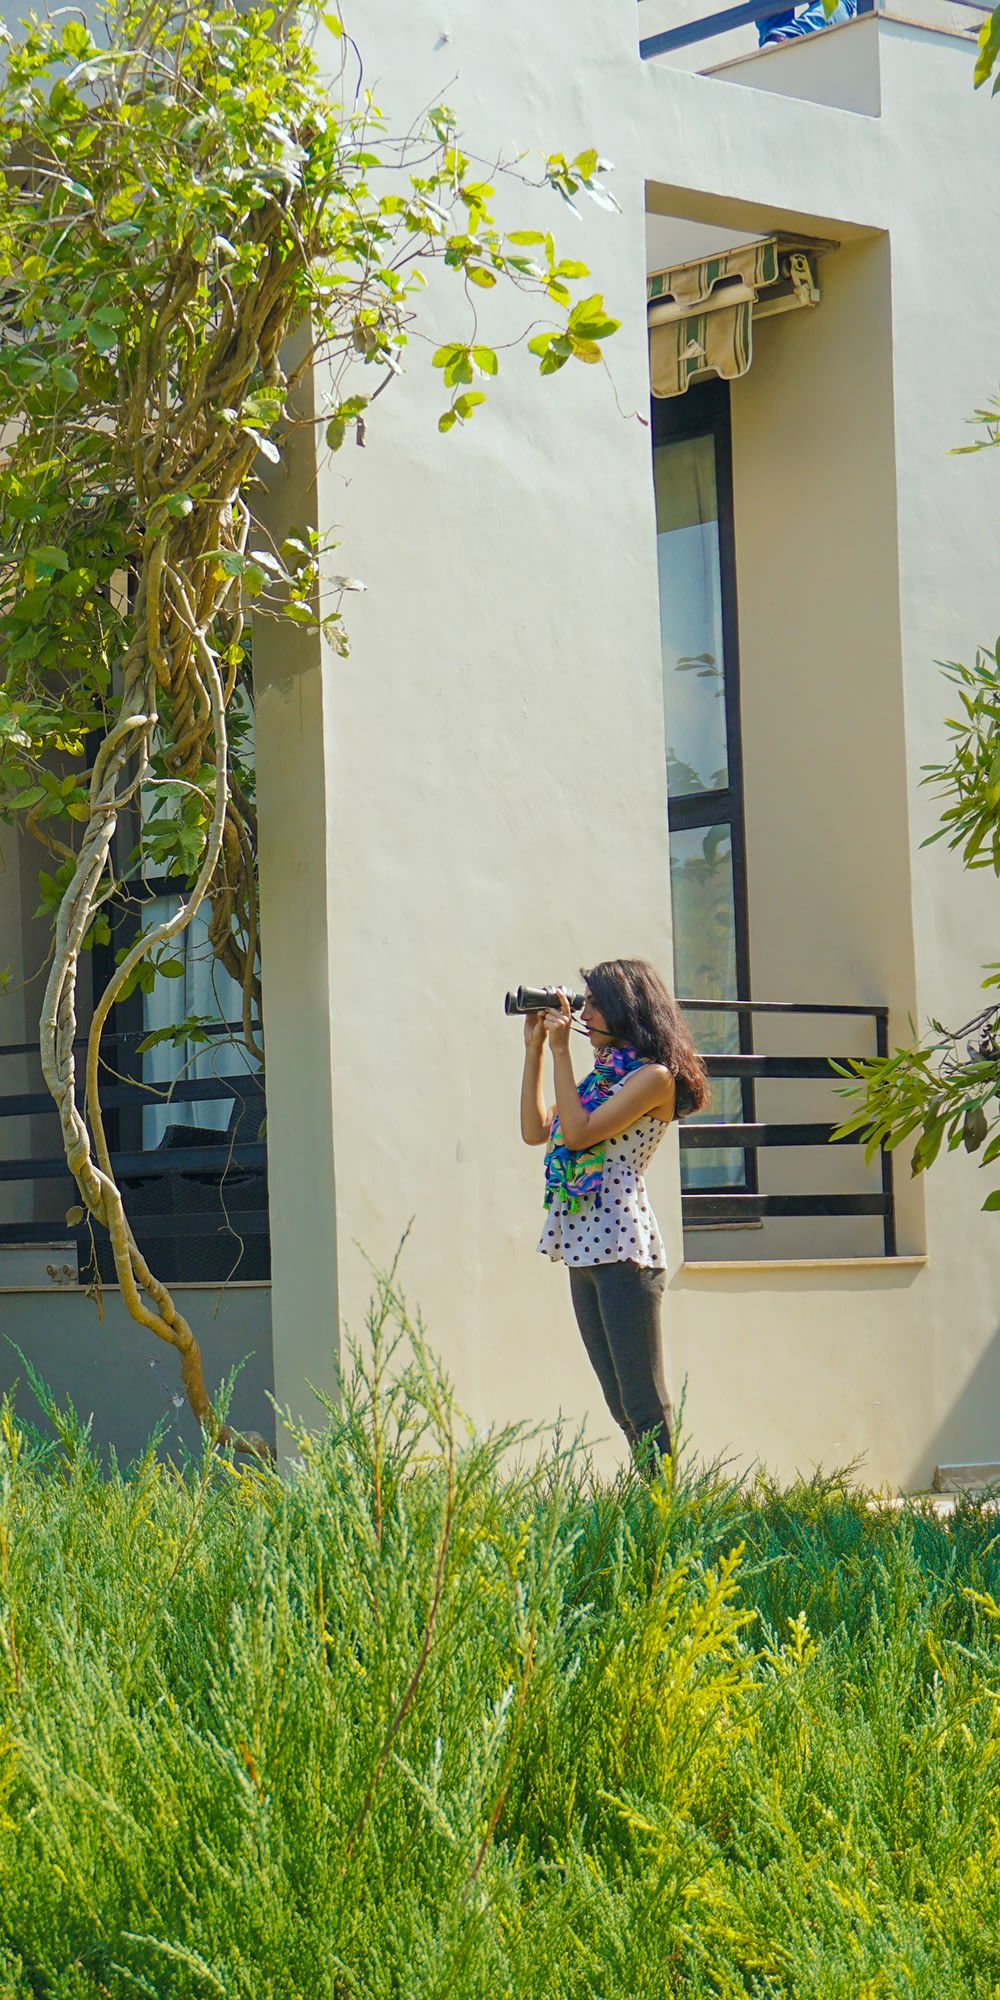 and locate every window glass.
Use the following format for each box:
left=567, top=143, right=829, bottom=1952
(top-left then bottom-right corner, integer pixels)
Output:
left=139, top=898, right=259, bottom=1149
left=668, top=824, right=743, bottom=1188
left=654, top=433, right=729, bottom=797
left=669, top=823, right=736, bottom=1001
